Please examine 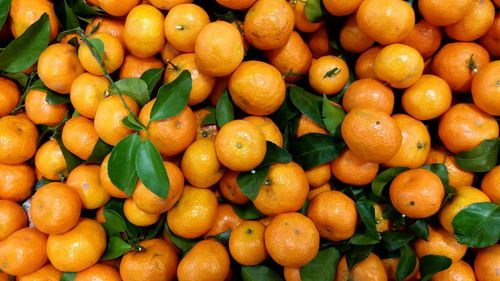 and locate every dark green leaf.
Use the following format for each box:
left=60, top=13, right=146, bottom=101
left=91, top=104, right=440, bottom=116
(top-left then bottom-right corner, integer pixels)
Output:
left=56, top=137, right=83, bottom=174
left=150, top=70, right=191, bottom=121
left=396, top=245, right=417, bottom=281
left=301, top=247, right=340, bottom=281
left=140, top=68, right=164, bottom=94
left=409, top=220, right=429, bottom=240
left=272, top=88, right=300, bottom=131
left=455, top=138, right=500, bottom=172
left=356, top=200, right=380, bottom=240
left=216, top=90, right=234, bottom=127
left=114, top=78, right=150, bottom=107
left=349, top=232, right=380, bottom=245
left=44, top=90, right=70, bottom=104
left=452, top=202, right=500, bottom=247
left=346, top=245, right=374, bottom=271
left=420, top=255, right=452, bottom=281
left=101, top=237, right=132, bottom=260
left=55, top=27, right=82, bottom=42
left=121, top=114, right=146, bottom=131
left=0, top=14, right=50, bottom=72
left=87, top=138, right=113, bottom=164
left=201, top=110, right=216, bottom=126
left=420, top=163, right=449, bottom=186
left=237, top=166, right=270, bottom=201
left=233, top=203, right=265, bottom=220
left=54, top=0, right=80, bottom=30
left=102, top=209, right=128, bottom=237
left=212, top=229, right=231, bottom=244
left=60, top=272, right=76, bottom=281
left=304, top=0, right=326, bottom=23
left=71, top=0, right=104, bottom=17
left=135, top=139, right=170, bottom=199
left=87, top=38, right=104, bottom=64
left=144, top=215, right=166, bottom=240
left=371, top=167, right=409, bottom=197
left=108, top=134, right=141, bottom=196
left=260, top=141, right=292, bottom=167
left=381, top=231, right=415, bottom=251
left=0, top=0, right=11, bottom=30
left=299, top=199, right=309, bottom=215
left=241, top=266, right=283, bottom=281
left=289, top=133, right=344, bottom=170
left=290, top=86, right=324, bottom=128
left=164, top=224, right=198, bottom=254
left=2, top=72, right=28, bottom=87
left=322, top=95, right=345, bottom=137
